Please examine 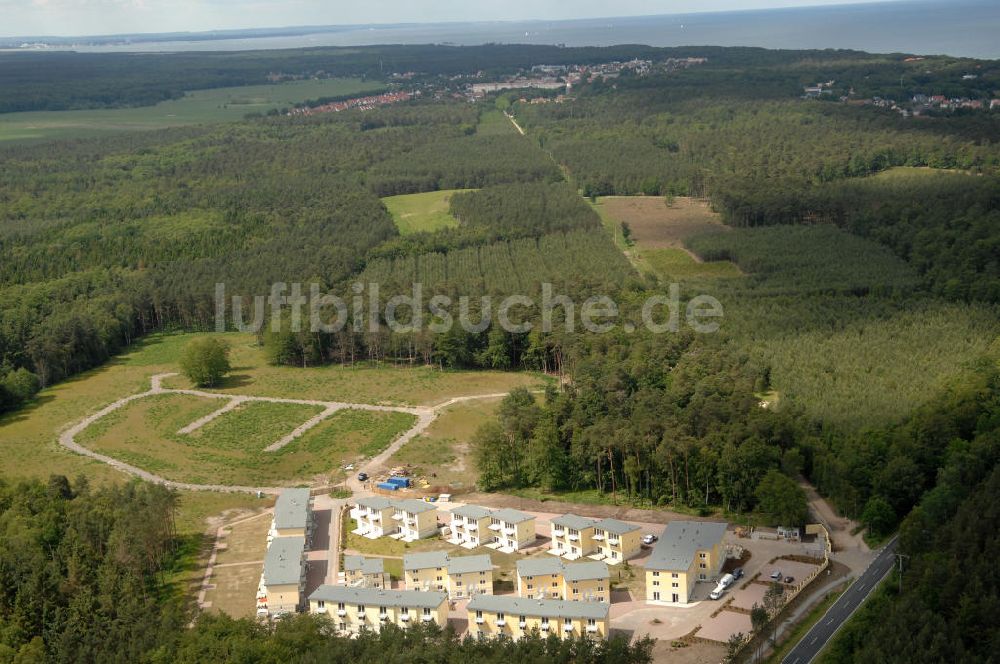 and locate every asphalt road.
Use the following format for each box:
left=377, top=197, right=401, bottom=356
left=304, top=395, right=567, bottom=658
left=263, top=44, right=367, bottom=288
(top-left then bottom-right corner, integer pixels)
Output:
left=782, top=536, right=899, bottom=664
